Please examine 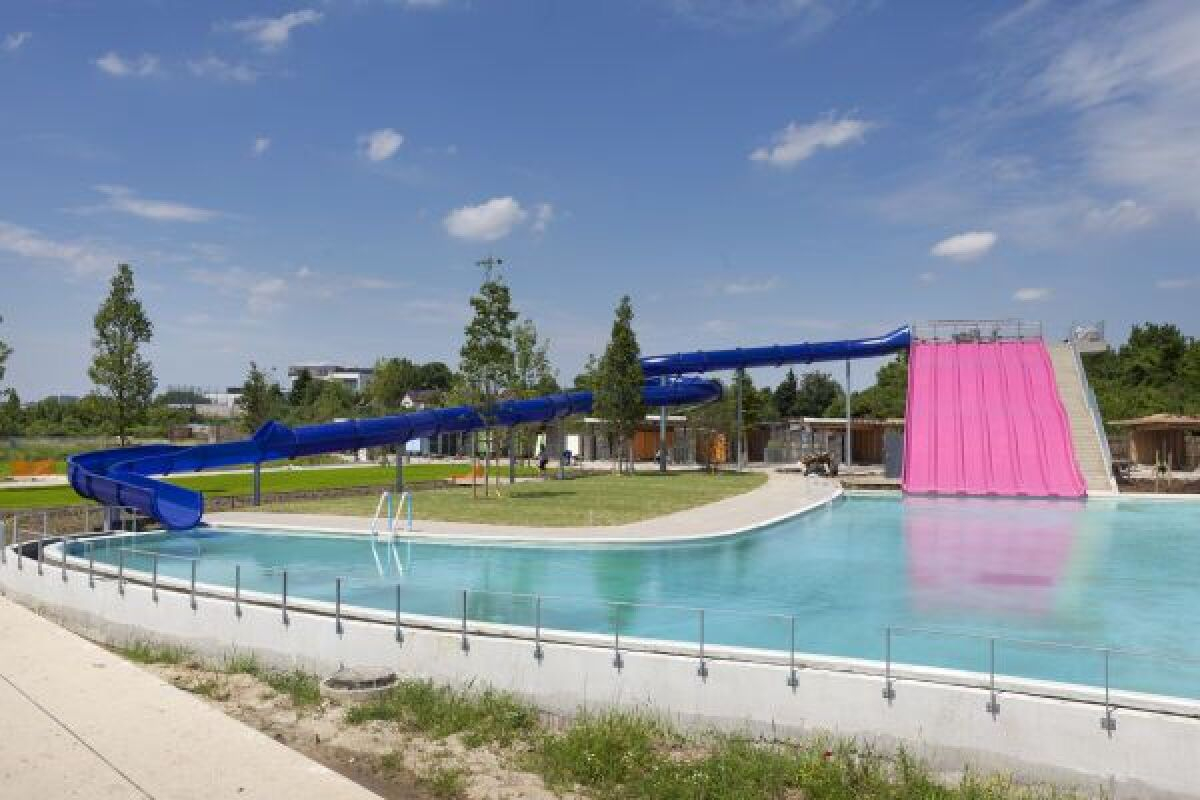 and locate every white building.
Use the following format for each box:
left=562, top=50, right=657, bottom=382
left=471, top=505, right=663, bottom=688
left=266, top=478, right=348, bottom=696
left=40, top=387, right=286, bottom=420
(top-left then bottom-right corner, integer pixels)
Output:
left=288, top=363, right=374, bottom=393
